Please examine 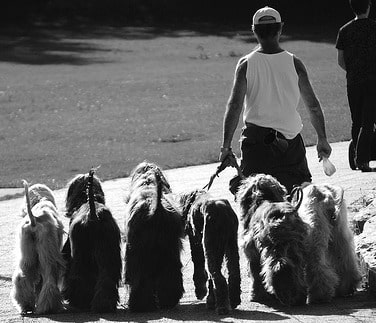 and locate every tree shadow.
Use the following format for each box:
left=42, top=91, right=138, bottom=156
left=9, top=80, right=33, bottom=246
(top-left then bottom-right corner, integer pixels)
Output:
left=0, top=21, right=339, bottom=65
